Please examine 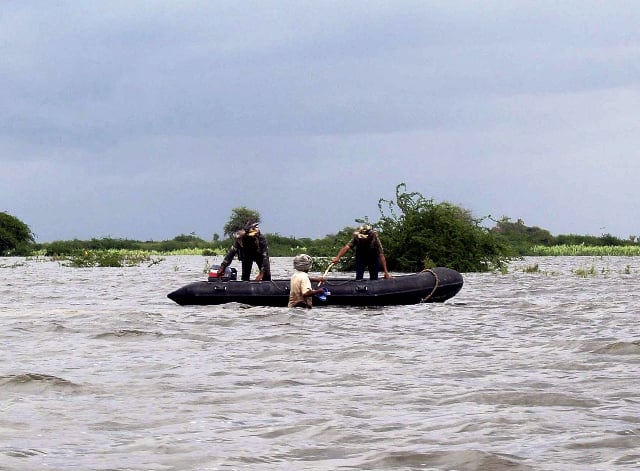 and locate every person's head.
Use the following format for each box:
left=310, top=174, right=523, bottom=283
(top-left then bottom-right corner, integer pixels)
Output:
left=244, top=222, right=260, bottom=237
left=293, top=254, right=313, bottom=272
left=355, top=224, right=373, bottom=239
